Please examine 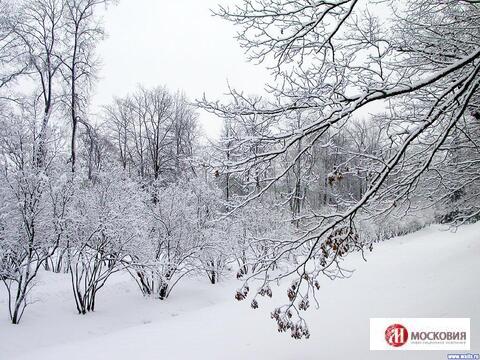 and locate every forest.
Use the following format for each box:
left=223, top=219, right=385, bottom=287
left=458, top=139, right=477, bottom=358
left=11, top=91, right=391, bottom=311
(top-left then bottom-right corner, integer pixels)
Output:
left=0, top=0, right=479, bottom=349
